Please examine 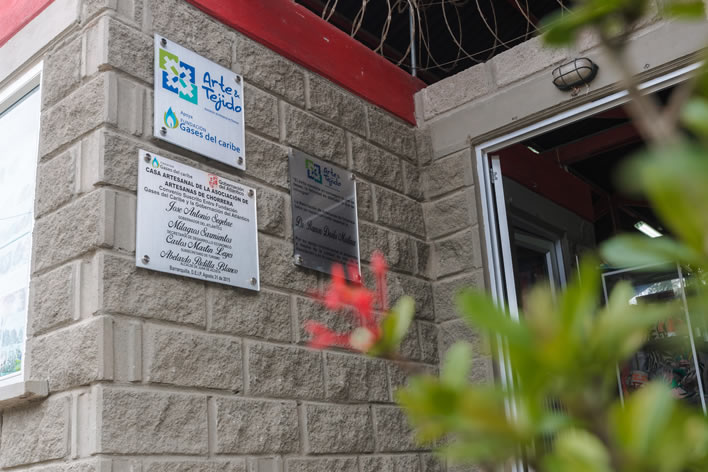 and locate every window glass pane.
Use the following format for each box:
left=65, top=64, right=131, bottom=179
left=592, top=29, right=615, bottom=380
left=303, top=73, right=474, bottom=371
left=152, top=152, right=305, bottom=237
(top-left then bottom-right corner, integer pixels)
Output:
left=604, top=267, right=708, bottom=410
left=0, top=86, right=40, bottom=379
